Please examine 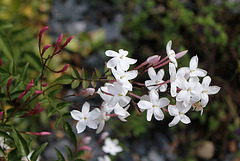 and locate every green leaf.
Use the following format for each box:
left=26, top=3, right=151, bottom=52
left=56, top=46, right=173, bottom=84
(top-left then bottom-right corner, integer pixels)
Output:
left=54, top=116, right=63, bottom=130
left=47, top=87, right=62, bottom=99
left=7, top=147, right=21, bottom=160
left=72, top=68, right=80, bottom=79
left=95, top=68, right=102, bottom=79
left=82, top=80, right=89, bottom=89
left=55, top=148, right=65, bottom=161
left=57, top=102, right=71, bottom=110
left=9, top=60, right=14, bottom=74
left=0, top=131, right=13, bottom=142
left=53, top=74, right=73, bottom=85
left=30, top=142, right=48, bottom=161
left=25, top=52, right=42, bottom=71
left=0, top=32, right=14, bottom=60
left=0, top=93, right=5, bottom=98
left=91, top=72, right=97, bottom=88
left=63, top=122, right=77, bottom=150
left=71, top=79, right=81, bottom=89
left=80, top=68, right=88, bottom=79
left=11, top=126, right=29, bottom=157
left=20, top=63, right=29, bottom=80
left=0, top=146, right=7, bottom=160
left=0, top=124, right=11, bottom=130
left=34, top=74, right=41, bottom=86
left=65, top=145, right=73, bottom=160
left=0, top=75, right=11, bottom=86
left=0, top=67, right=8, bottom=75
